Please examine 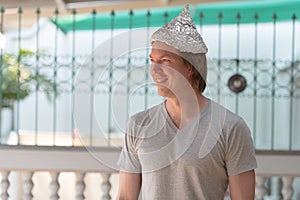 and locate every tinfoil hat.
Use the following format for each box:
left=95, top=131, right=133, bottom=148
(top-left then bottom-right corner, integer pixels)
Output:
left=151, top=5, right=208, bottom=54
